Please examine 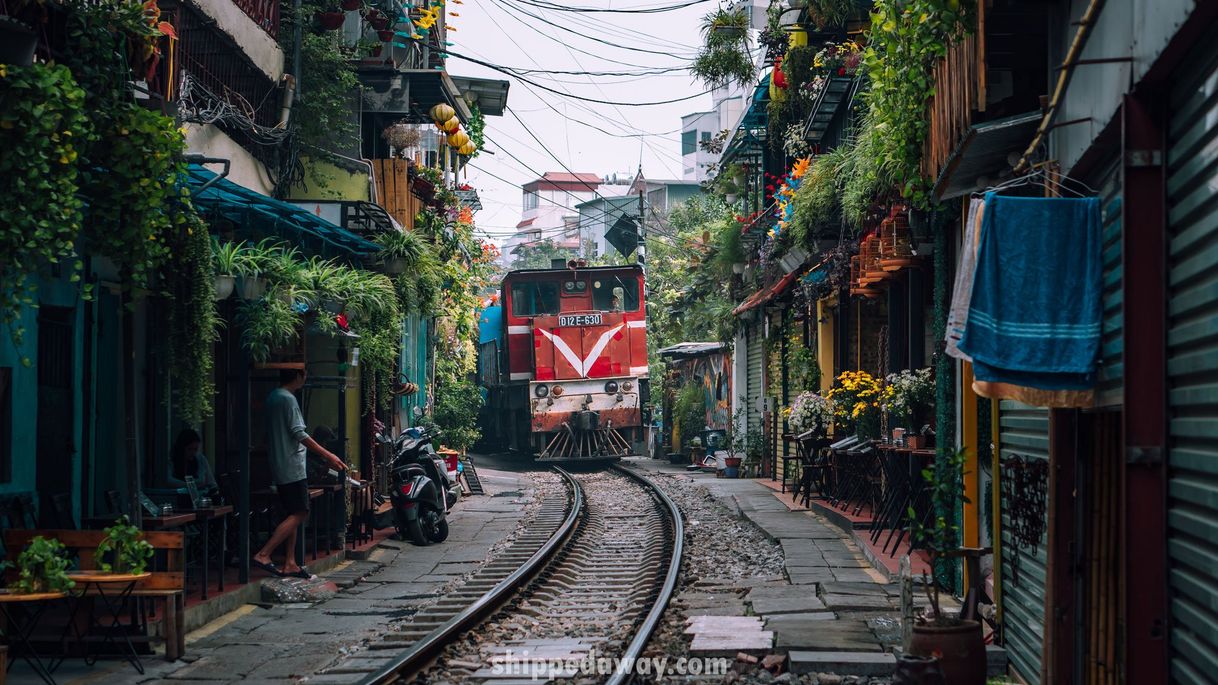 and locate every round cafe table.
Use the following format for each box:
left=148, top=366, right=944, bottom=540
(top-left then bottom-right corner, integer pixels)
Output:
left=0, top=590, right=66, bottom=685
left=64, top=572, right=151, bottom=674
